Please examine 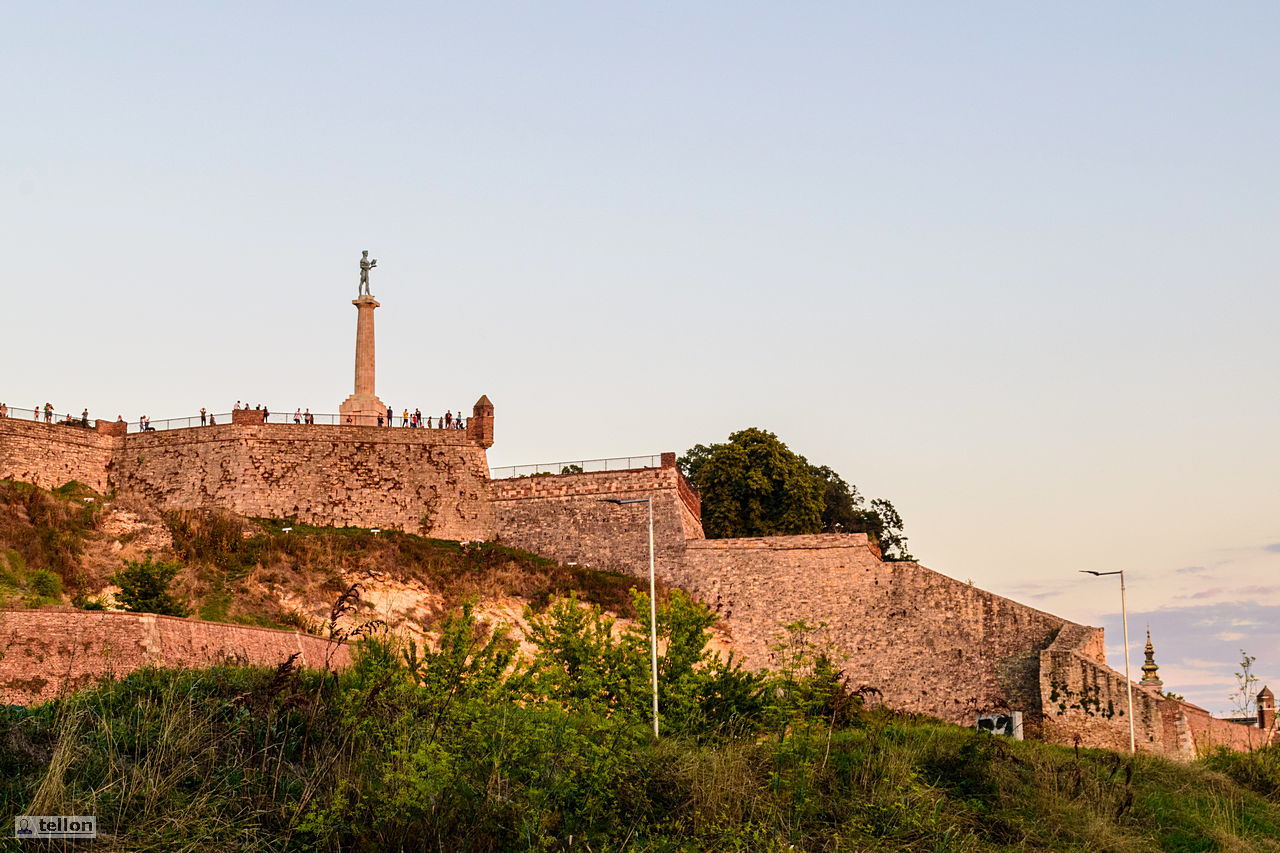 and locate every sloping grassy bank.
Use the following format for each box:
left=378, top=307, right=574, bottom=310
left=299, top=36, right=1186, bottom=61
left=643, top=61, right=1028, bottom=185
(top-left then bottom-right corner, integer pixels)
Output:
left=3, top=596, right=1278, bottom=852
